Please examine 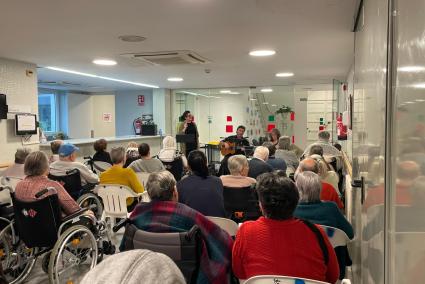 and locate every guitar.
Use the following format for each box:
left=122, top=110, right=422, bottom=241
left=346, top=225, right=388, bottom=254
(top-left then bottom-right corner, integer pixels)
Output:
left=219, top=141, right=246, bottom=156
